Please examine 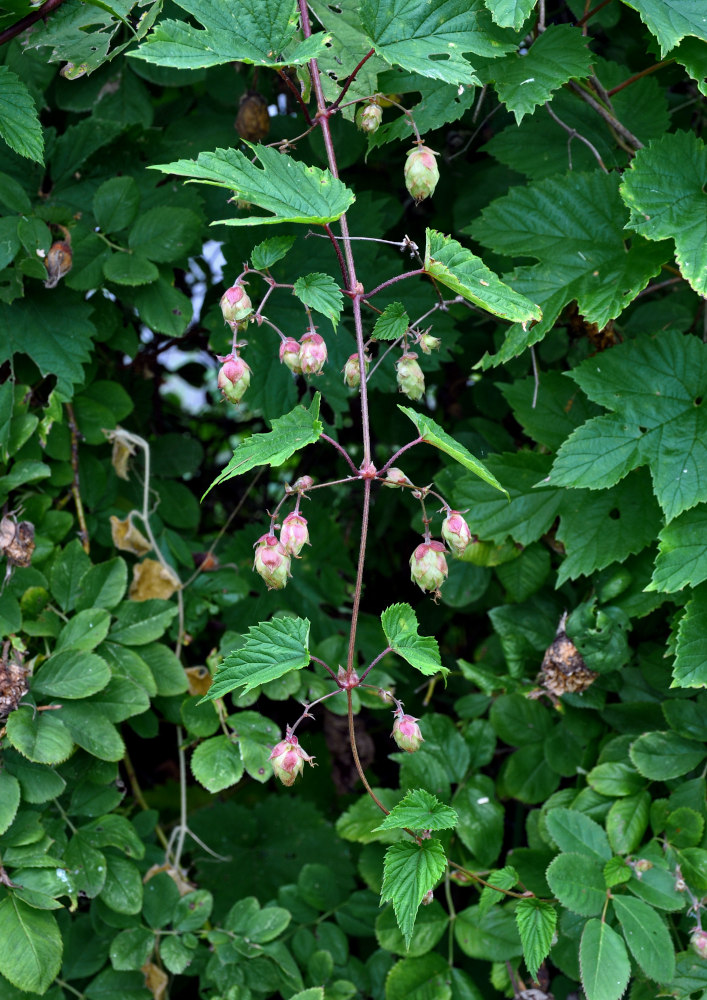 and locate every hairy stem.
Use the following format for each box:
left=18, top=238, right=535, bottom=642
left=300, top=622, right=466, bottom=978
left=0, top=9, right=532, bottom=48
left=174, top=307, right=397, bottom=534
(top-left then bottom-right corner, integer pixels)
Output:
left=347, top=478, right=371, bottom=671
left=347, top=689, right=390, bottom=814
